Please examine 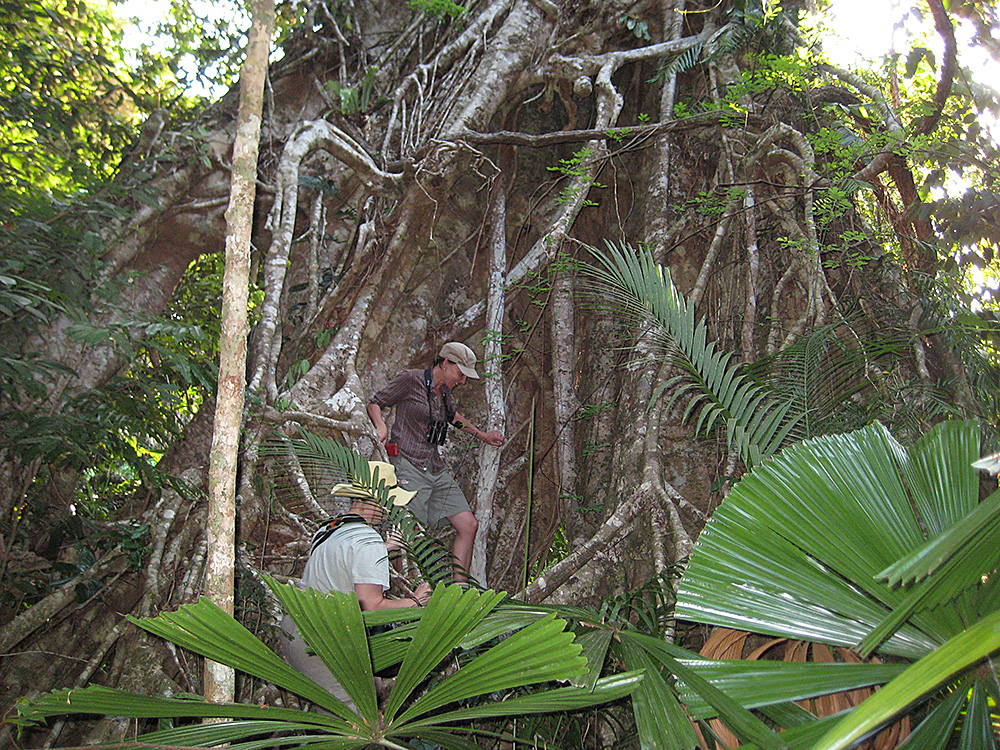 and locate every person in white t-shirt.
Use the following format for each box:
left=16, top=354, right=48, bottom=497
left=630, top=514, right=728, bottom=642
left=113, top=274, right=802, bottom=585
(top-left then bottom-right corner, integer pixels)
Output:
left=278, top=460, right=432, bottom=710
